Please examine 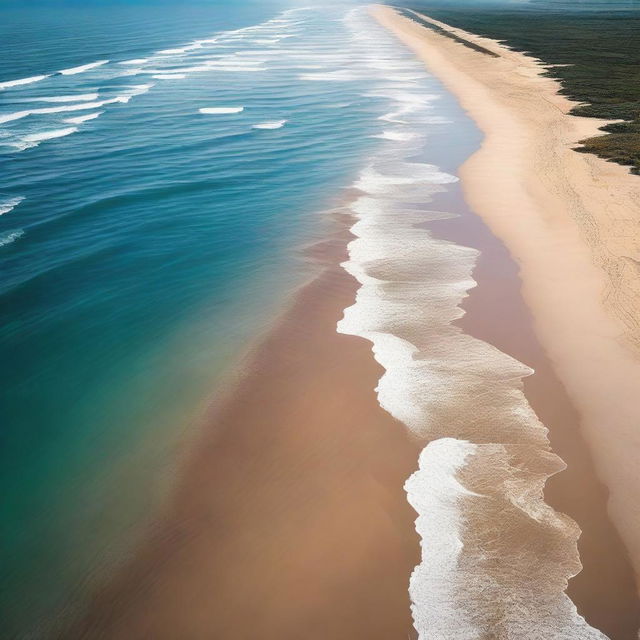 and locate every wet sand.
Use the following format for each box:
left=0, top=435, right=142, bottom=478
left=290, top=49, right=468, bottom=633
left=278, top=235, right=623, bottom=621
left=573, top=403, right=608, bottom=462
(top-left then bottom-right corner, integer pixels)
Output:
left=373, top=1, right=640, bottom=620
left=429, top=187, right=640, bottom=639
left=62, top=216, right=420, bottom=640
